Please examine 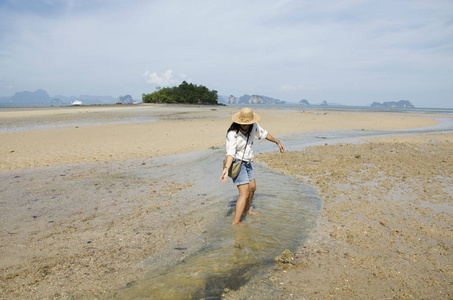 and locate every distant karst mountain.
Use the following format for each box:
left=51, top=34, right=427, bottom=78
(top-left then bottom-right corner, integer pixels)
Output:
left=299, top=100, right=346, bottom=106
left=222, top=94, right=285, bottom=105
left=371, top=100, right=415, bottom=108
left=299, top=99, right=310, bottom=105
left=11, top=89, right=51, bottom=103
left=241, top=94, right=285, bottom=105
left=0, top=89, right=67, bottom=106
left=0, top=89, right=132, bottom=107
left=117, top=95, right=134, bottom=104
